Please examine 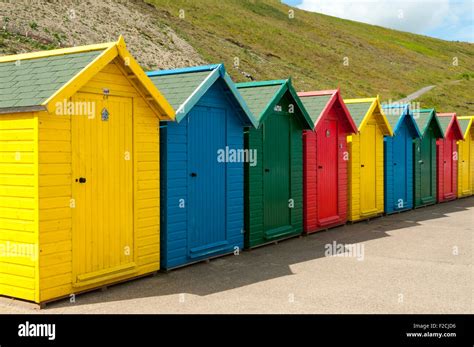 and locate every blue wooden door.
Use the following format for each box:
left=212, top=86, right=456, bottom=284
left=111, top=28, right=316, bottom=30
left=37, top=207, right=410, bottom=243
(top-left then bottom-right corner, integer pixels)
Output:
left=393, top=125, right=408, bottom=210
left=187, top=106, right=227, bottom=257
